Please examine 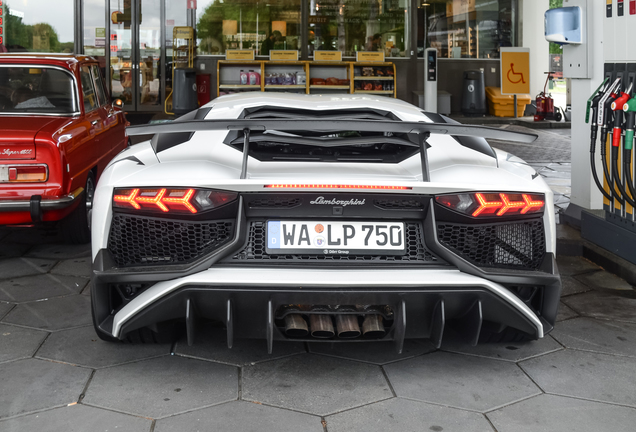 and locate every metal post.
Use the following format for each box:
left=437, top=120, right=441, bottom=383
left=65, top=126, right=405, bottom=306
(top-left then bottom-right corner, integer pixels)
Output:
left=514, top=94, right=518, bottom=118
